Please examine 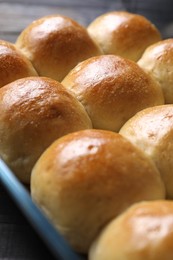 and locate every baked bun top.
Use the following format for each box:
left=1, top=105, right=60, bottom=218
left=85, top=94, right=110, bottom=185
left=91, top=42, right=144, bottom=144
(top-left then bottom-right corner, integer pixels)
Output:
left=15, top=15, right=102, bottom=82
left=31, top=129, right=165, bottom=253
left=0, top=40, right=37, bottom=88
left=119, top=104, right=173, bottom=199
left=0, top=77, right=92, bottom=183
left=89, top=200, right=173, bottom=260
left=138, top=38, right=173, bottom=103
left=62, top=55, right=164, bottom=132
left=87, top=11, right=161, bottom=61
